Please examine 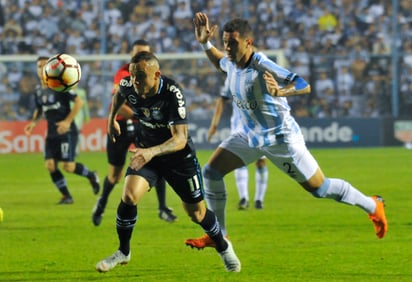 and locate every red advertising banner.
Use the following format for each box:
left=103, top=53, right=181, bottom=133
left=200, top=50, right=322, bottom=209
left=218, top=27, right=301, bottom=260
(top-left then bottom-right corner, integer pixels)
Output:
left=0, top=118, right=108, bottom=154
